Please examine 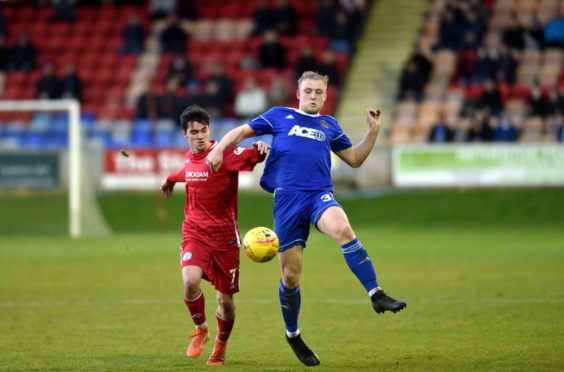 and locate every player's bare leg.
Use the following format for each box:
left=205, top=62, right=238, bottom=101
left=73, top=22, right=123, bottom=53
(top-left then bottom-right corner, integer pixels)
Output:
left=207, top=292, right=235, bottom=365
left=279, top=246, right=320, bottom=366
left=182, top=266, right=209, bottom=357
left=317, top=206, right=406, bottom=314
